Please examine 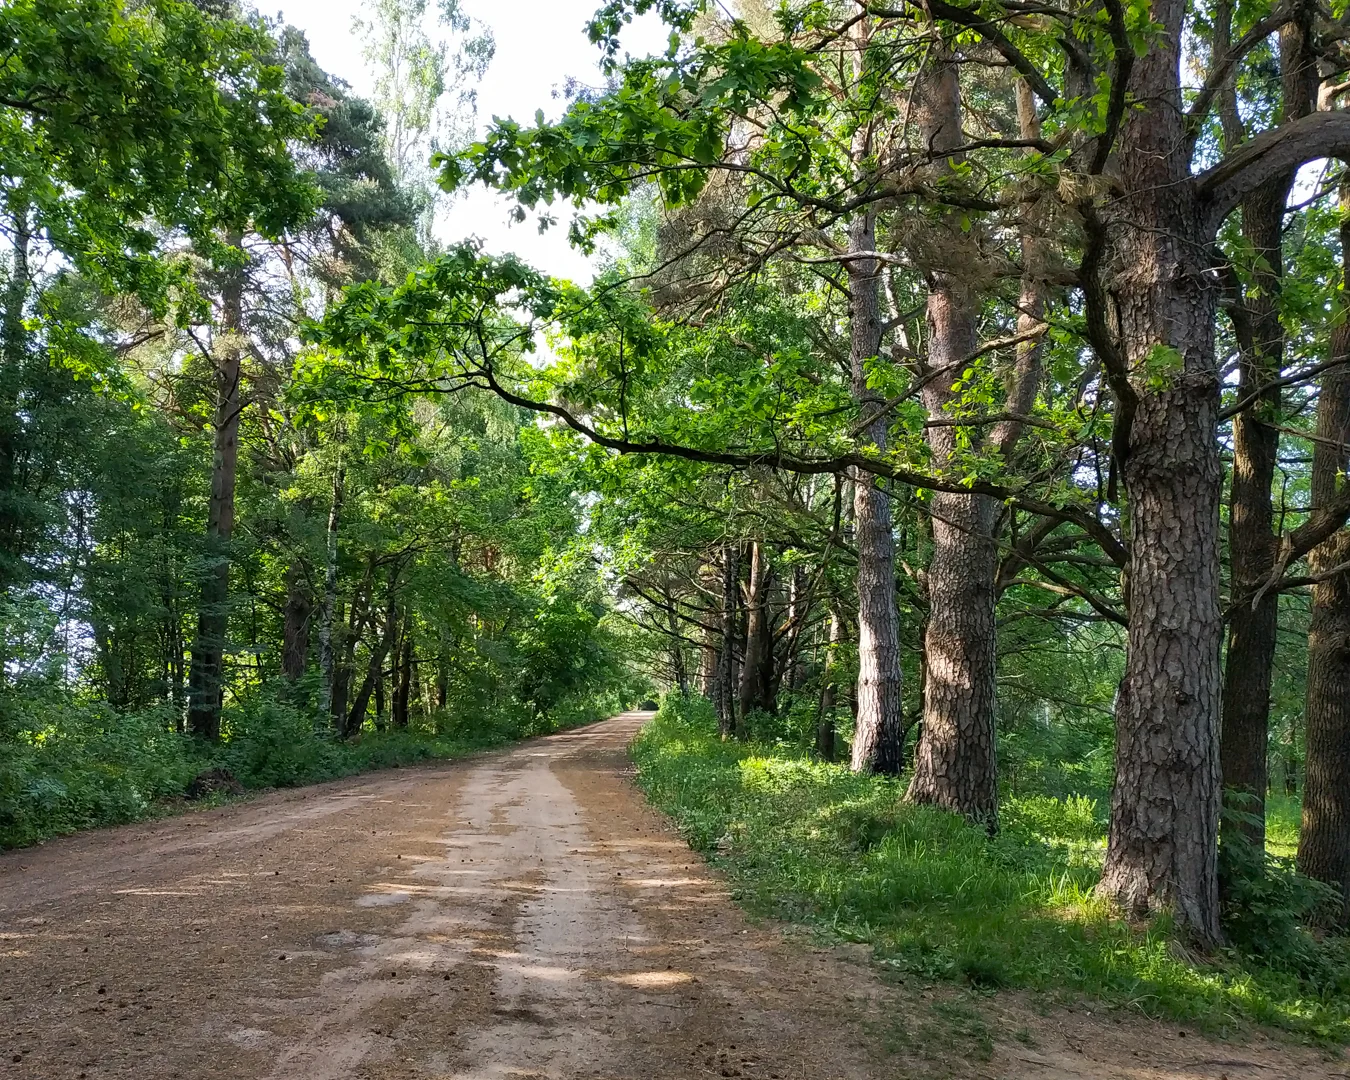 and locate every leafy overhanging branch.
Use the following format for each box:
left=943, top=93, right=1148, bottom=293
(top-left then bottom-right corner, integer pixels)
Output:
left=307, top=247, right=1127, bottom=570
